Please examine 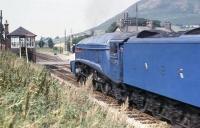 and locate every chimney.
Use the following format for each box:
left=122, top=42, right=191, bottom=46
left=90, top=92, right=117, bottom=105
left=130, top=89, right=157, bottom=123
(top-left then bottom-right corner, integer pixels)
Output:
left=0, top=10, right=2, bottom=24
left=124, top=12, right=128, bottom=19
left=123, top=12, right=129, bottom=32
left=164, top=21, right=172, bottom=32
left=146, top=20, right=154, bottom=29
left=4, top=20, right=9, bottom=38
